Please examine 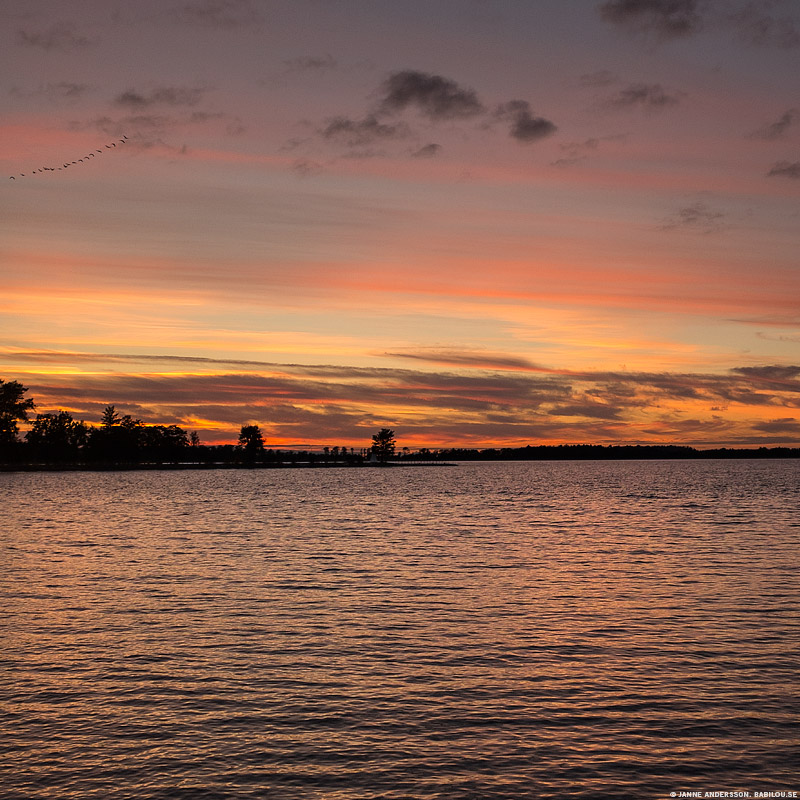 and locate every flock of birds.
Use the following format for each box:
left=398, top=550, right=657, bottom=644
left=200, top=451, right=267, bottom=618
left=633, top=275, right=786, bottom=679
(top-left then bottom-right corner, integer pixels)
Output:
left=7, top=135, right=128, bottom=179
